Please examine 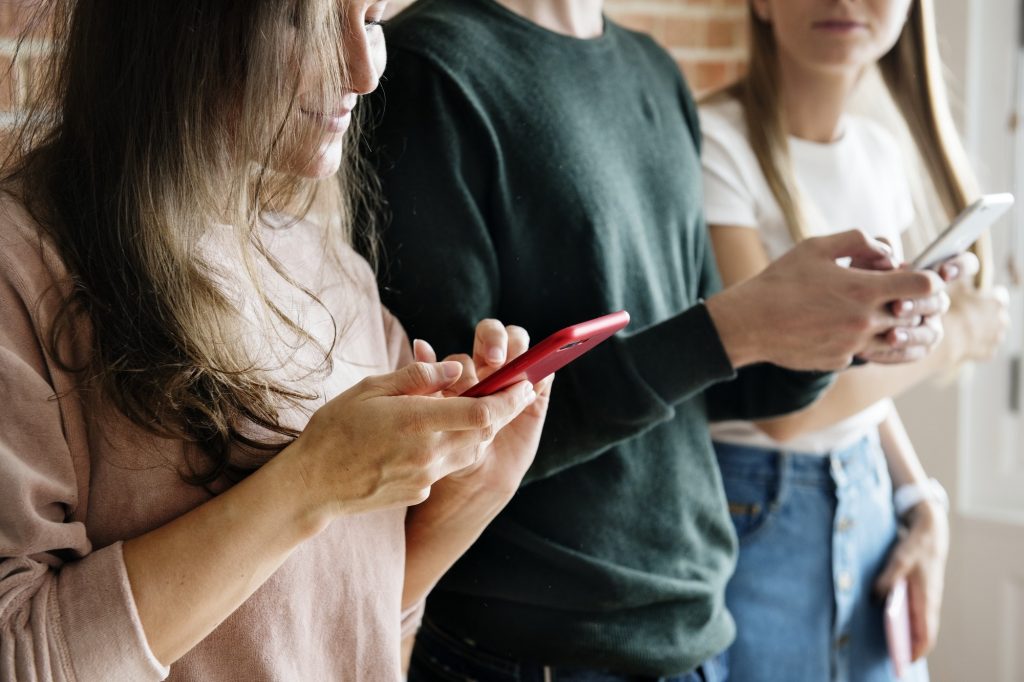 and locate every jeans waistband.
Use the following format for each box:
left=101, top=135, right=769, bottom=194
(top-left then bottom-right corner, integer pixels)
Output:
left=713, top=435, right=878, bottom=490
